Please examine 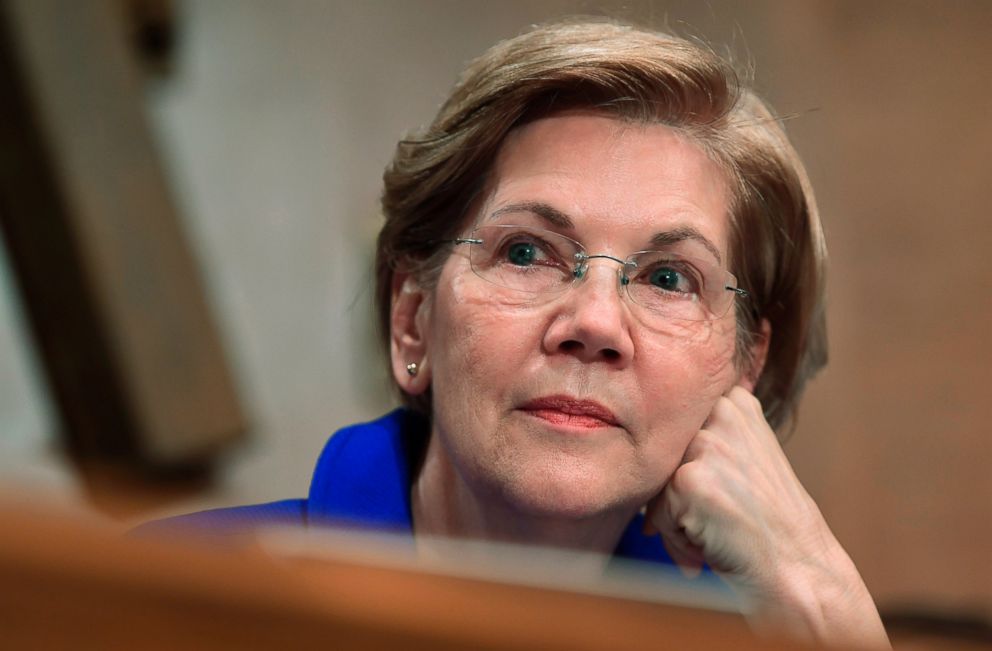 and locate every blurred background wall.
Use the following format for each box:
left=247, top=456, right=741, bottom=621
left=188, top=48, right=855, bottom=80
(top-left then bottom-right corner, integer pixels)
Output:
left=1, top=0, right=989, bottom=619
